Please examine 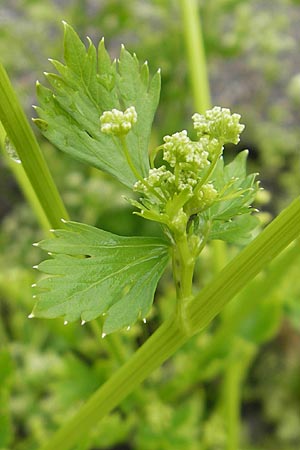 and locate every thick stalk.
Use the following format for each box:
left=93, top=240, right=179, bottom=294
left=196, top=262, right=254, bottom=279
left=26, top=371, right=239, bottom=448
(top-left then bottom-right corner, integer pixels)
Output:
left=39, top=316, right=188, bottom=450
left=175, top=234, right=194, bottom=300
left=172, top=232, right=195, bottom=332
left=0, top=122, right=51, bottom=235
left=186, top=196, right=300, bottom=334
left=163, top=239, right=300, bottom=402
left=0, top=64, right=69, bottom=229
